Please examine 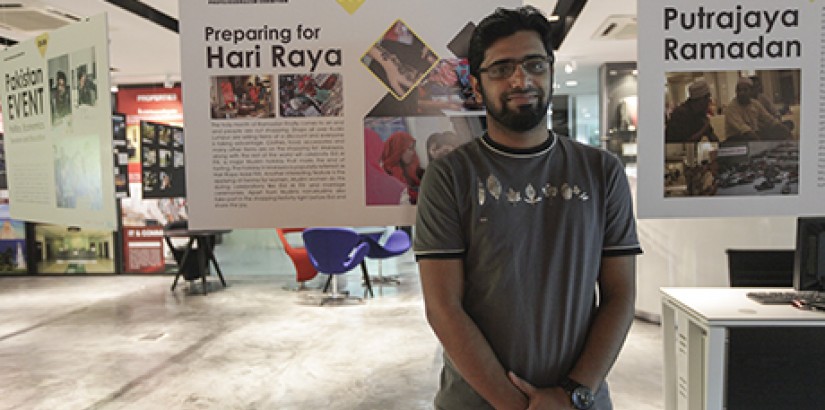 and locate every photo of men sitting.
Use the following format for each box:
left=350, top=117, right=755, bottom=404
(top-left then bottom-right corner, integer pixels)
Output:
left=665, top=79, right=719, bottom=143
left=724, top=77, right=792, bottom=141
